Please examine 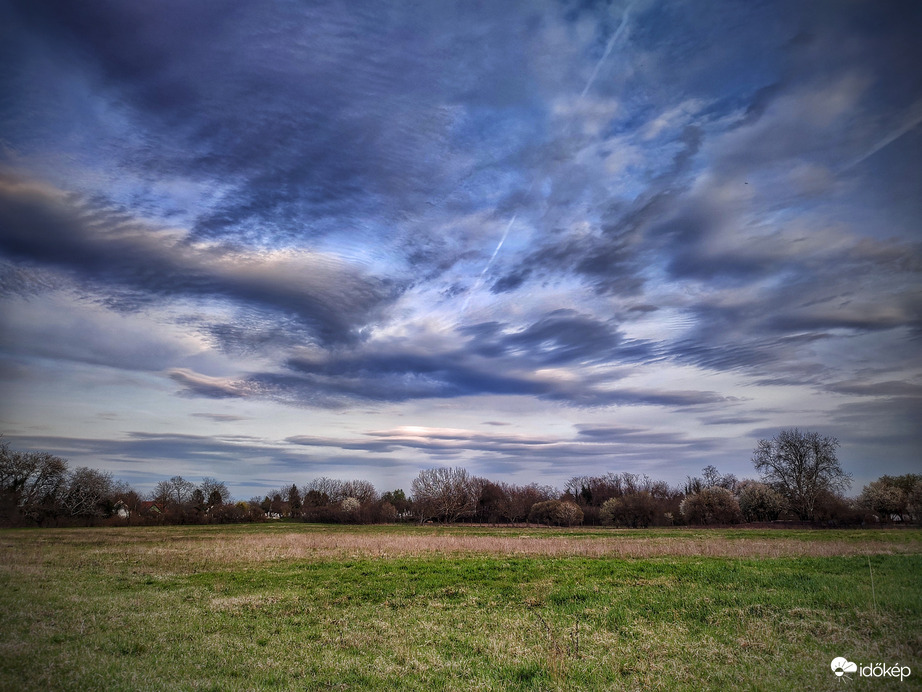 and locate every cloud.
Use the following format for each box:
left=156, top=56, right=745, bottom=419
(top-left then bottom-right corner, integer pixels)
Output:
left=2, top=0, right=558, bottom=249
left=287, top=422, right=718, bottom=459
left=191, top=413, right=250, bottom=423
left=826, top=380, right=922, bottom=398
left=213, top=312, right=722, bottom=408
left=168, top=369, right=251, bottom=400
left=0, top=172, right=396, bottom=344
left=157, top=307, right=727, bottom=409
left=0, top=431, right=374, bottom=492
left=2, top=0, right=920, bottom=490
